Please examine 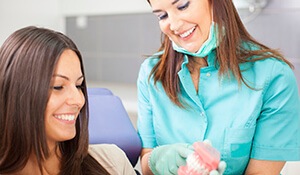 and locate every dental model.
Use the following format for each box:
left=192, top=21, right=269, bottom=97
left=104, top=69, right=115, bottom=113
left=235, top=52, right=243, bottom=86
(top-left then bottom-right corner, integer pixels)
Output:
left=178, top=141, right=220, bottom=175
